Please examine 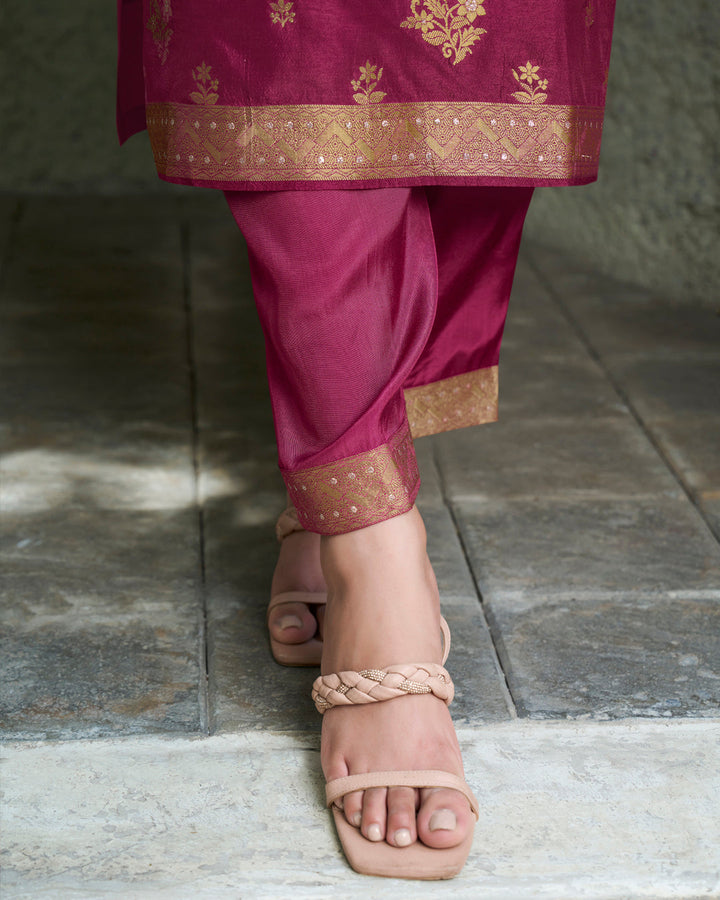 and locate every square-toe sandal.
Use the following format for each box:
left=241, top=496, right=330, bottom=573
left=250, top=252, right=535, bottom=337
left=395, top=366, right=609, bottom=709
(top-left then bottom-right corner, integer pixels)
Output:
left=268, top=505, right=326, bottom=667
left=311, top=617, right=479, bottom=879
